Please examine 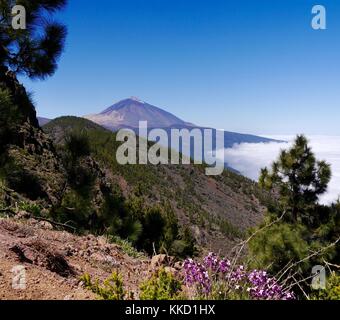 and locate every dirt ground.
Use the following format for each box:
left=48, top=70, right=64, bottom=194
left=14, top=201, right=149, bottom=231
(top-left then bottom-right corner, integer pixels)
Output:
left=0, top=218, right=151, bottom=300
